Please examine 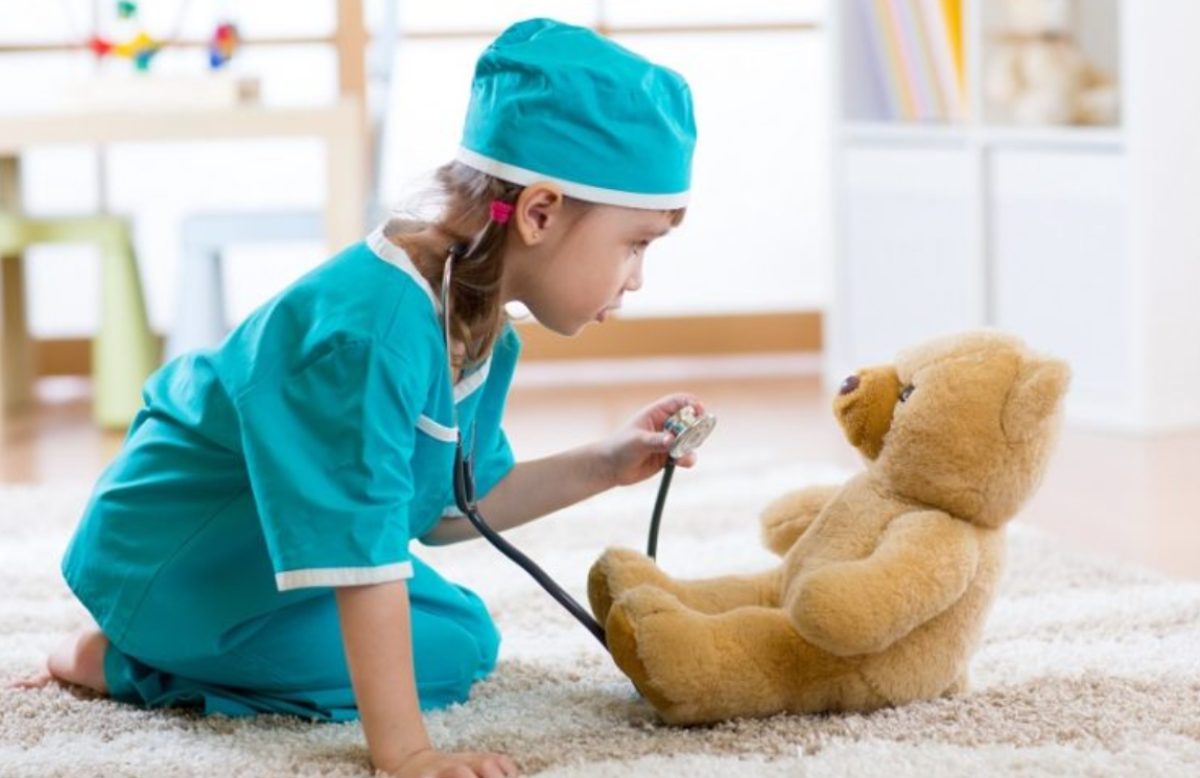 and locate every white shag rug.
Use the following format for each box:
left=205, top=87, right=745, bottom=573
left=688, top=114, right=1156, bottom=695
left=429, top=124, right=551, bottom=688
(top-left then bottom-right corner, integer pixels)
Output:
left=2, top=451, right=1199, bottom=777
